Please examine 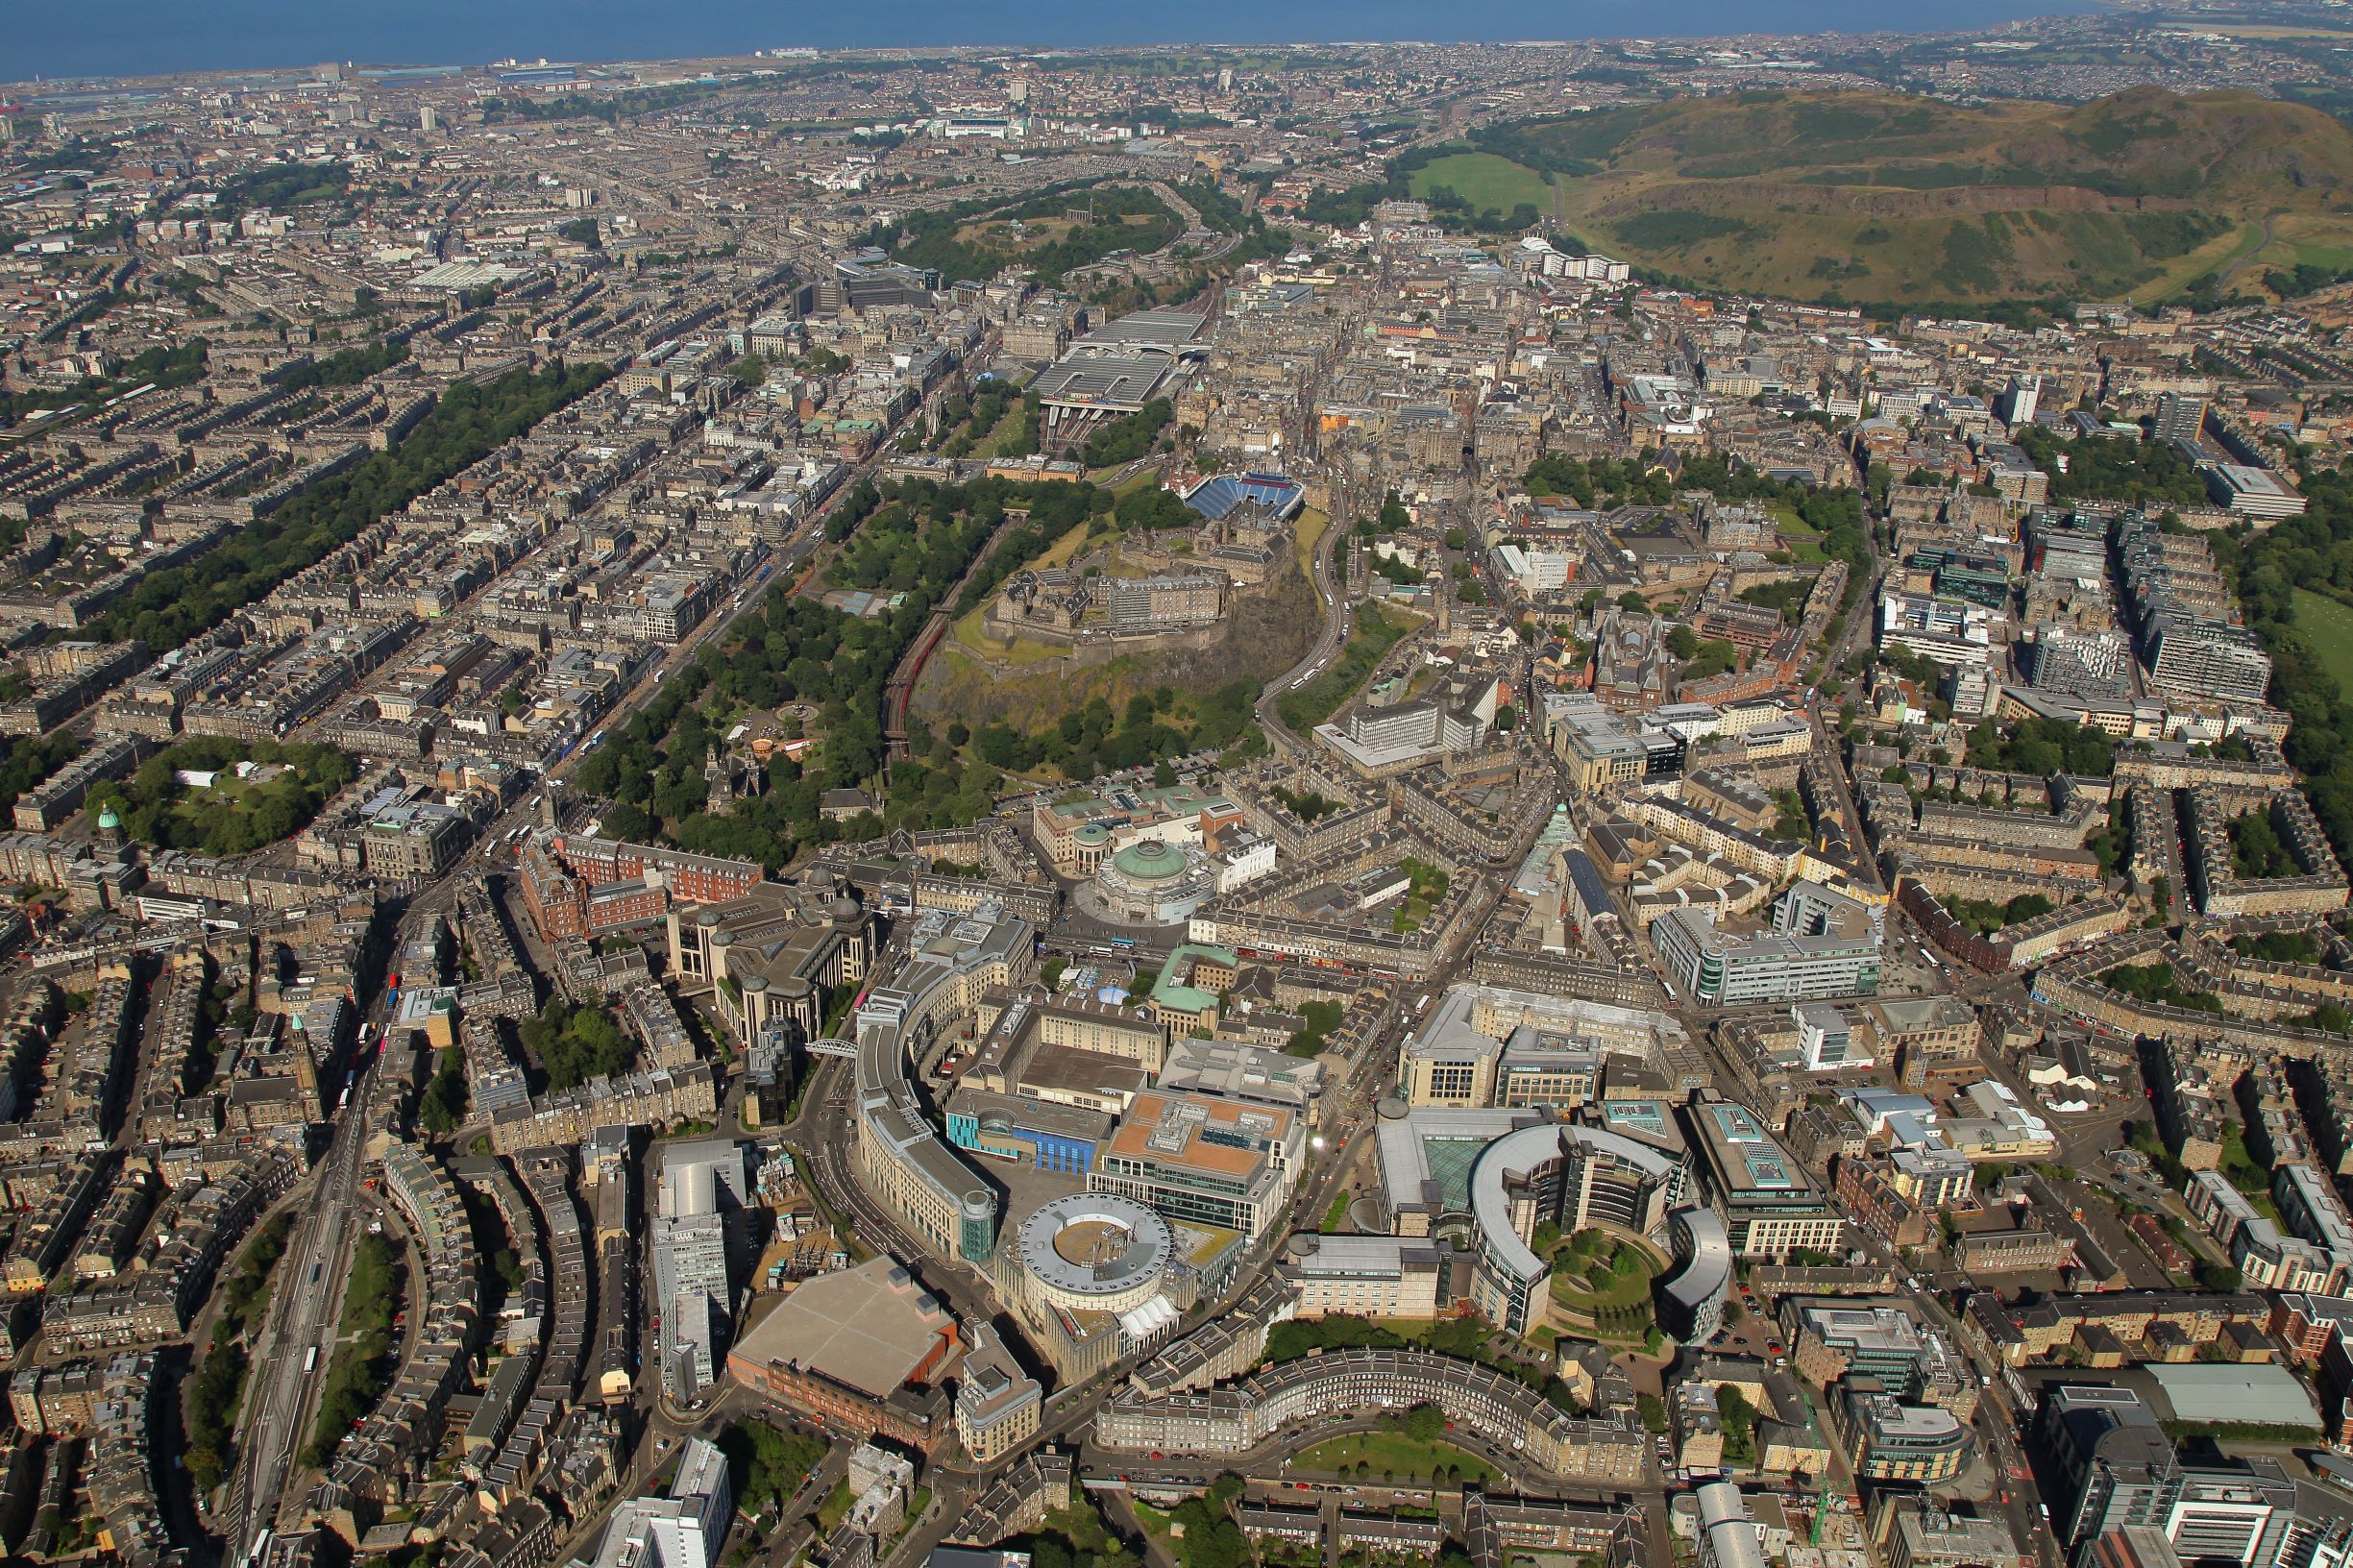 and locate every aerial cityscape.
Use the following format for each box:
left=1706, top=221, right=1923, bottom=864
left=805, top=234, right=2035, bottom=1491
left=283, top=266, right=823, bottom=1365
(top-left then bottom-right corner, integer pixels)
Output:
left=6, top=12, right=2353, bottom=1568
